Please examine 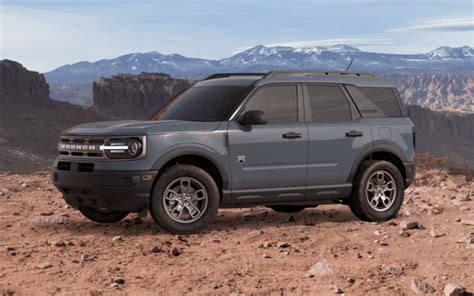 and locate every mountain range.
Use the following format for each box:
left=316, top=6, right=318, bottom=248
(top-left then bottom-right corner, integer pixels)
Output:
left=45, top=45, right=474, bottom=84
left=43, top=44, right=474, bottom=113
